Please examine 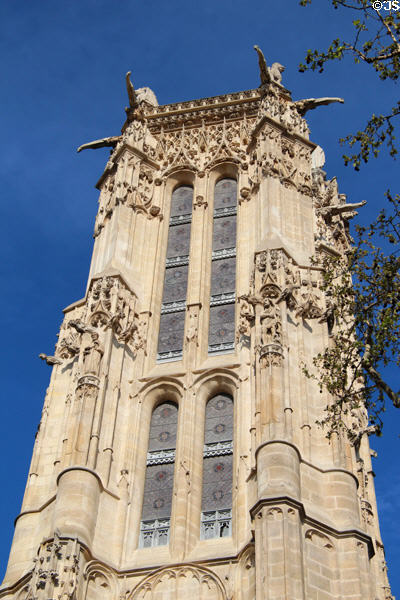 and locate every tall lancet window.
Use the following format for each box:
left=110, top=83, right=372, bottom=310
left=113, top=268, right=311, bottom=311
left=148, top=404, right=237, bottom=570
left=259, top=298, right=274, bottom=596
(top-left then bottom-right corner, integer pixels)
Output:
left=140, top=402, right=178, bottom=547
left=201, top=394, right=233, bottom=539
left=208, top=179, right=237, bottom=354
left=157, top=186, right=193, bottom=361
